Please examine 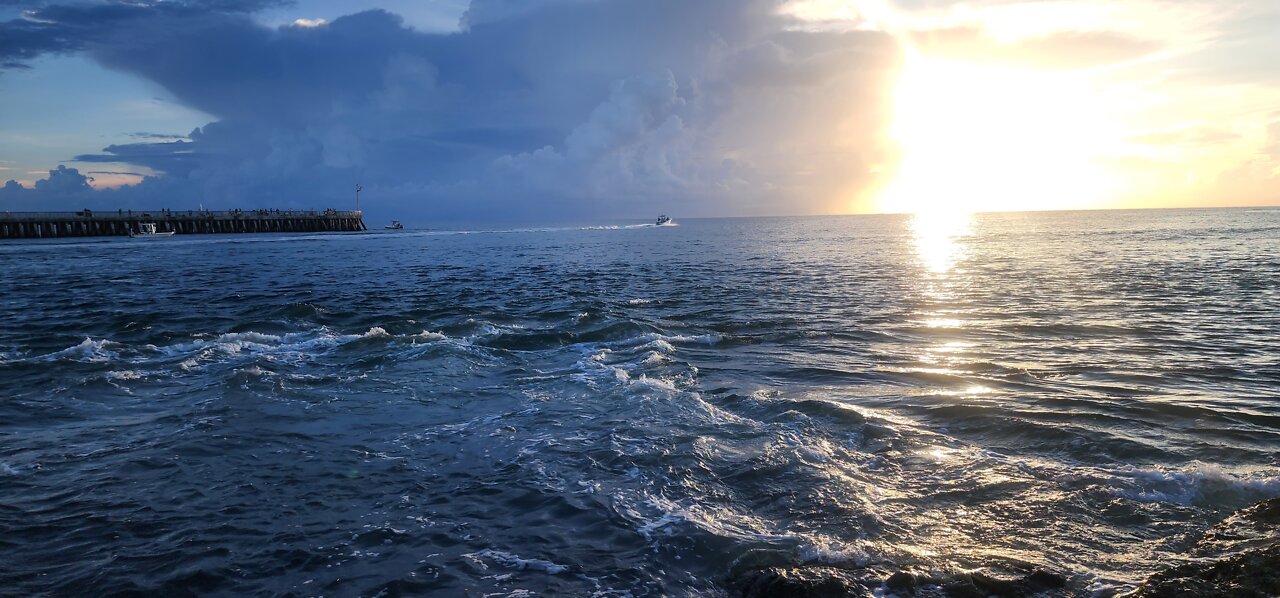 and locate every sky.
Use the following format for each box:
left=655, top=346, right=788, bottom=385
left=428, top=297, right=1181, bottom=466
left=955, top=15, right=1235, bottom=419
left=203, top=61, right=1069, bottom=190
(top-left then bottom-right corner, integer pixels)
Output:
left=0, top=0, right=1278, bottom=222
